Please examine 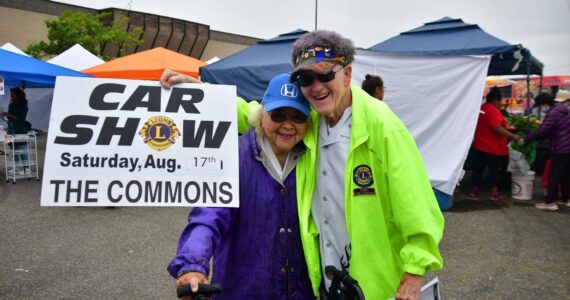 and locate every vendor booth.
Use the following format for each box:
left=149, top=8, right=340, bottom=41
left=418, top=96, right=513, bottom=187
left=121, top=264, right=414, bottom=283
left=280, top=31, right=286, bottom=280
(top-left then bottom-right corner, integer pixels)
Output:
left=0, top=48, right=92, bottom=131
left=23, top=44, right=103, bottom=131
left=0, top=48, right=90, bottom=88
left=356, top=17, right=543, bottom=209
